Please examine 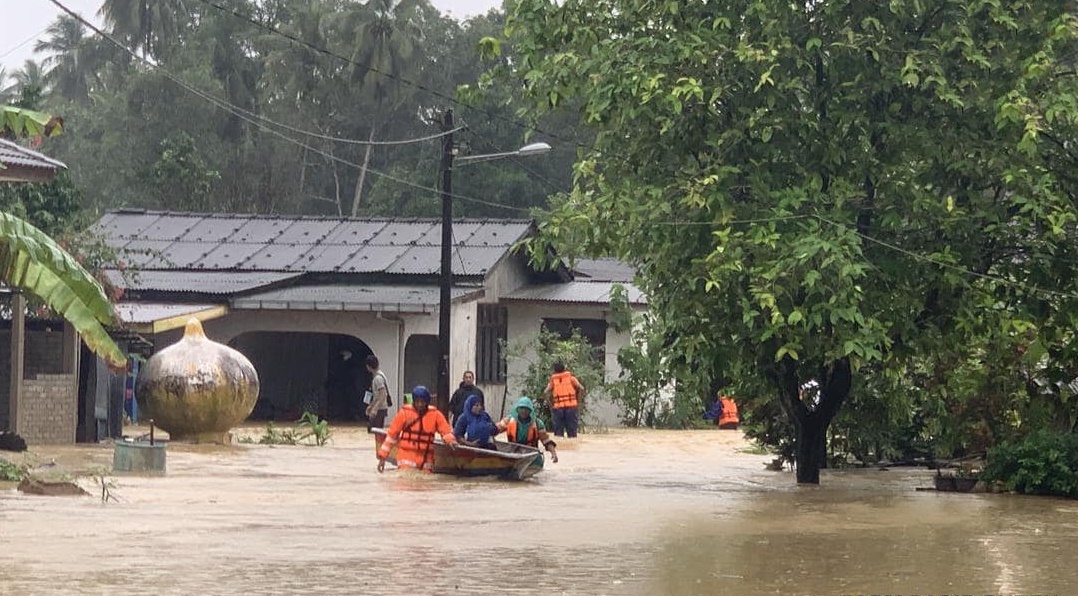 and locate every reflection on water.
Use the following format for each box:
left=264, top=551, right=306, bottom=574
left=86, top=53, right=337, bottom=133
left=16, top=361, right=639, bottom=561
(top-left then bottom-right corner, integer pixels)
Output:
left=0, top=428, right=1074, bottom=596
